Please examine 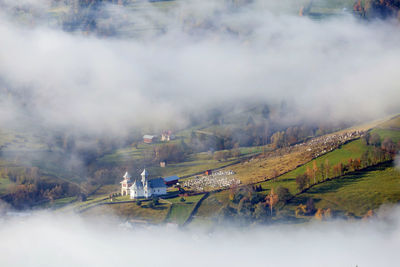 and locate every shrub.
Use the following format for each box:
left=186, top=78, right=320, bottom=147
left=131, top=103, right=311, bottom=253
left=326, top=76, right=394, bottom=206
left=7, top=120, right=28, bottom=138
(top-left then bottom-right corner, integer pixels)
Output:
left=232, top=192, right=244, bottom=203
left=306, top=198, right=316, bottom=215
left=296, top=174, right=308, bottom=191
left=276, top=186, right=292, bottom=204
left=152, top=197, right=159, bottom=205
